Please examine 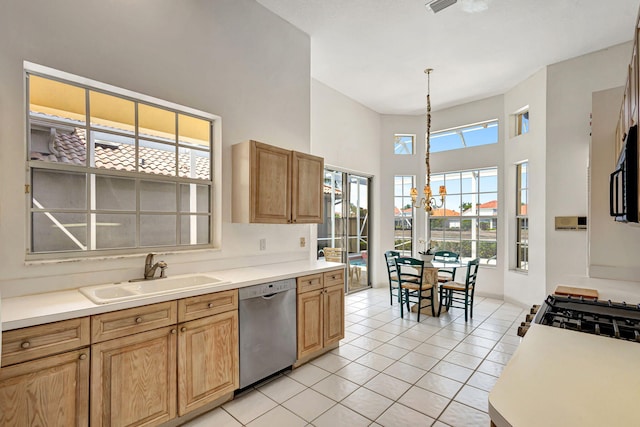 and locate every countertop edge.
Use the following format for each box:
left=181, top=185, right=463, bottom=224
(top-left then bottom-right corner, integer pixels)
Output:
left=2, top=260, right=346, bottom=330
